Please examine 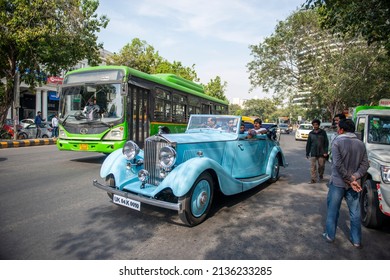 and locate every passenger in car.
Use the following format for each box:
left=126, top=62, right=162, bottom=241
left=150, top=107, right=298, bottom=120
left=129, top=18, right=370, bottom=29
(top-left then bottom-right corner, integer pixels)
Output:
left=226, top=120, right=236, bottom=132
left=239, top=123, right=245, bottom=134
left=206, top=117, right=220, bottom=129
left=251, top=118, right=267, bottom=134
